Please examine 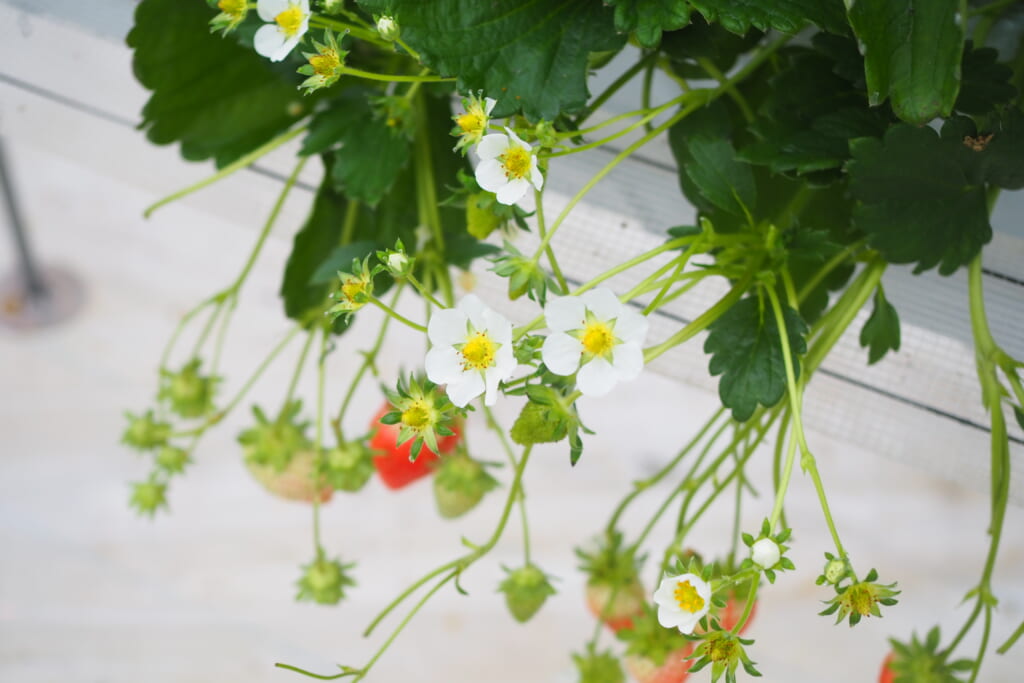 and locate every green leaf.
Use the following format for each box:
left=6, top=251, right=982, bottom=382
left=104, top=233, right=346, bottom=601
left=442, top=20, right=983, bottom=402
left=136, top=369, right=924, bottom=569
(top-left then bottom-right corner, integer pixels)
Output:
left=310, top=241, right=378, bottom=284
left=128, top=0, right=305, bottom=167
left=668, top=100, right=736, bottom=215
left=942, top=110, right=1024, bottom=191
left=281, top=166, right=353, bottom=322
left=661, top=14, right=763, bottom=79
left=606, top=0, right=691, bottom=48
left=846, top=0, right=964, bottom=125
left=704, top=295, right=808, bottom=422
left=1013, top=406, right=1024, bottom=434
left=688, top=0, right=848, bottom=36
left=956, top=44, right=1017, bottom=116
left=682, top=138, right=757, bottom=219
left=859, top=285, right=901, bottom=364
left=848, top=124, right=992, bottom=275
left=355, top=0, right=625, bottom=120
